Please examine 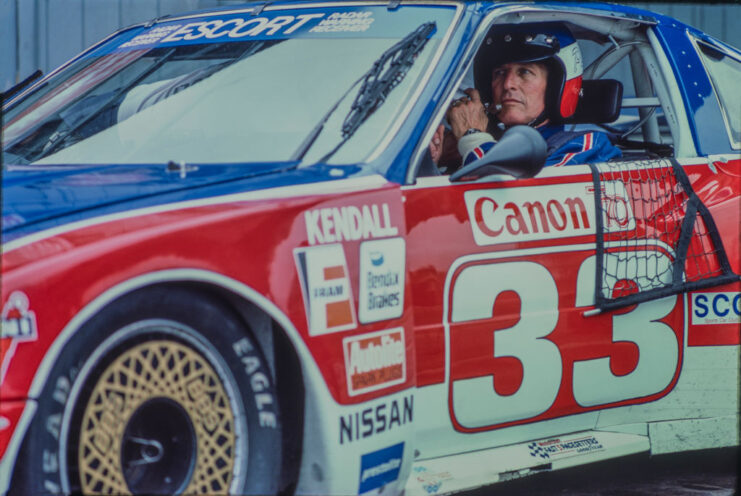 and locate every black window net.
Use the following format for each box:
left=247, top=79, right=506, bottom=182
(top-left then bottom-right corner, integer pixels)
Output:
left=588, top=158, right=738, bottom=312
